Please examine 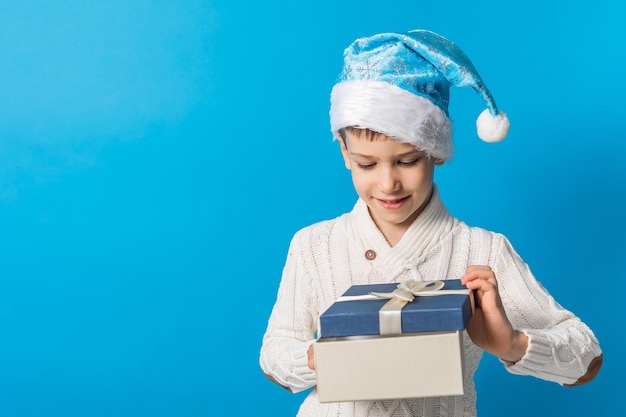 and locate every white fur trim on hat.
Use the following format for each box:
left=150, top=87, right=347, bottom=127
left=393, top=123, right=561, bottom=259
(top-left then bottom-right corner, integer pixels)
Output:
left=476, top=109, right=510, bottom=143
left=330, top=80, right=453, bottom=161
